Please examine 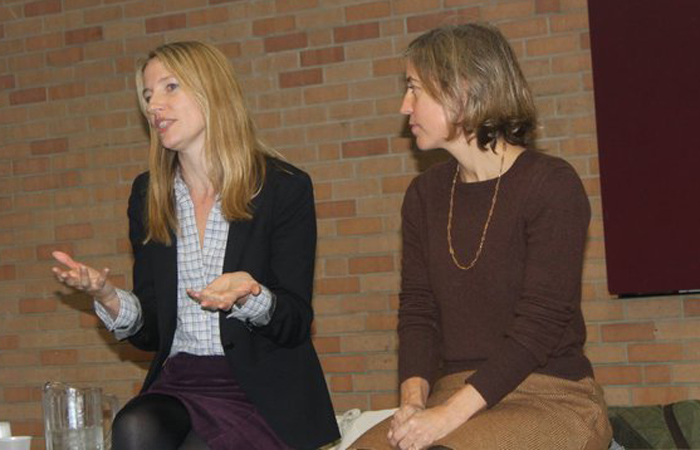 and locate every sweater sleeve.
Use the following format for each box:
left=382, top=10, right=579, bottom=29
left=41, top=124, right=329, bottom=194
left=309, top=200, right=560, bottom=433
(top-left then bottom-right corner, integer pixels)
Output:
left=398, top=178, right=442, bottom=386
left=466, top=163, right=591, bottom=406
